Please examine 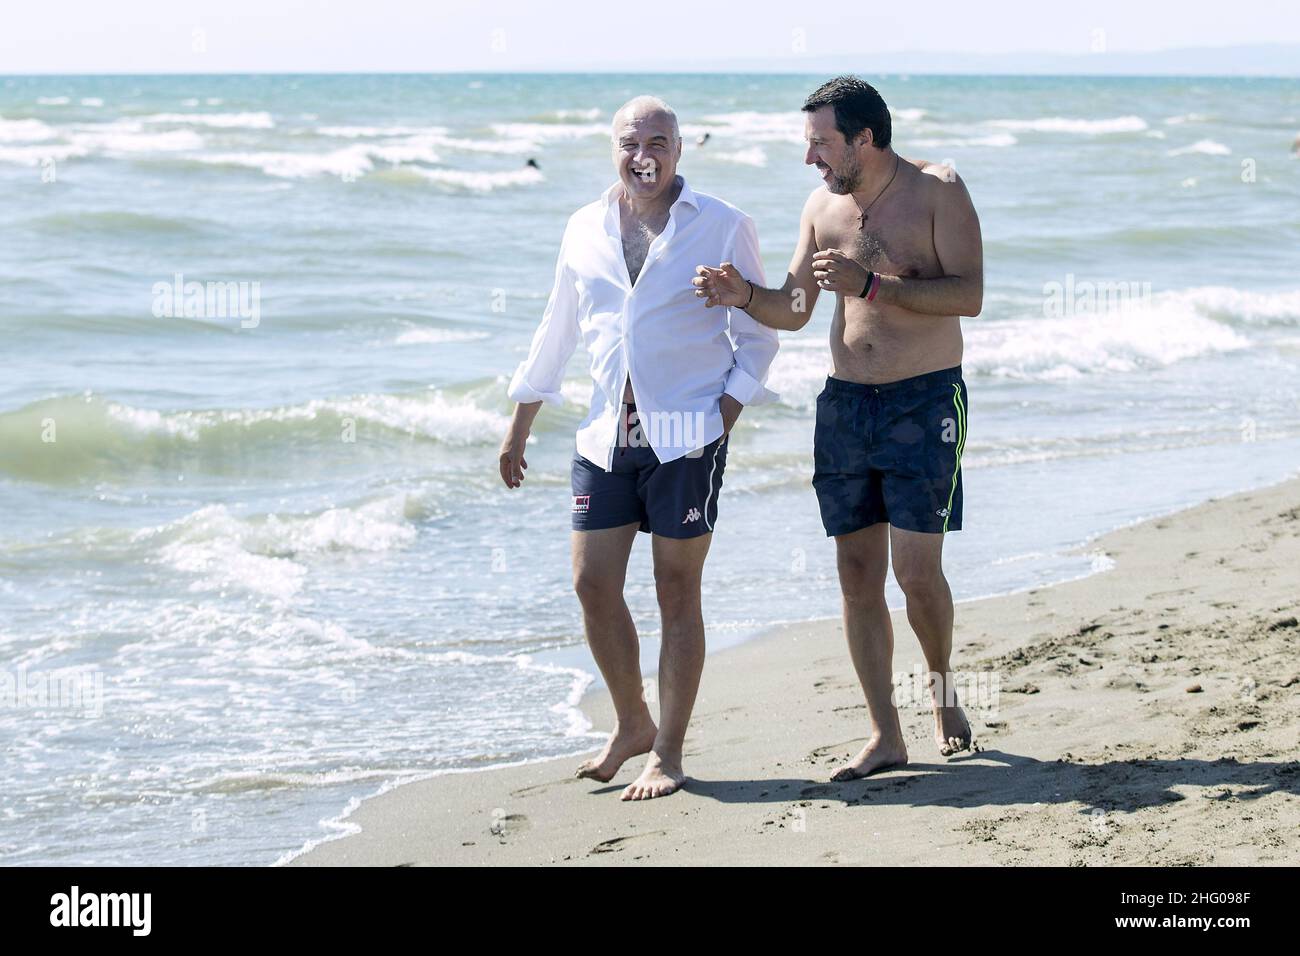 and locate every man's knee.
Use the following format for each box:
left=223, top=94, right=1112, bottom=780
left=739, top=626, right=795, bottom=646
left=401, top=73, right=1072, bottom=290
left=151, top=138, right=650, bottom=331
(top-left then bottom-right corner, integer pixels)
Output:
left=892, top=559, right=947, bottom=600
left=653, top=565, right=701, bottom=617
left=836, top=539, right=888, bottom=601
left=573, top=565, right=623, bottom=609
